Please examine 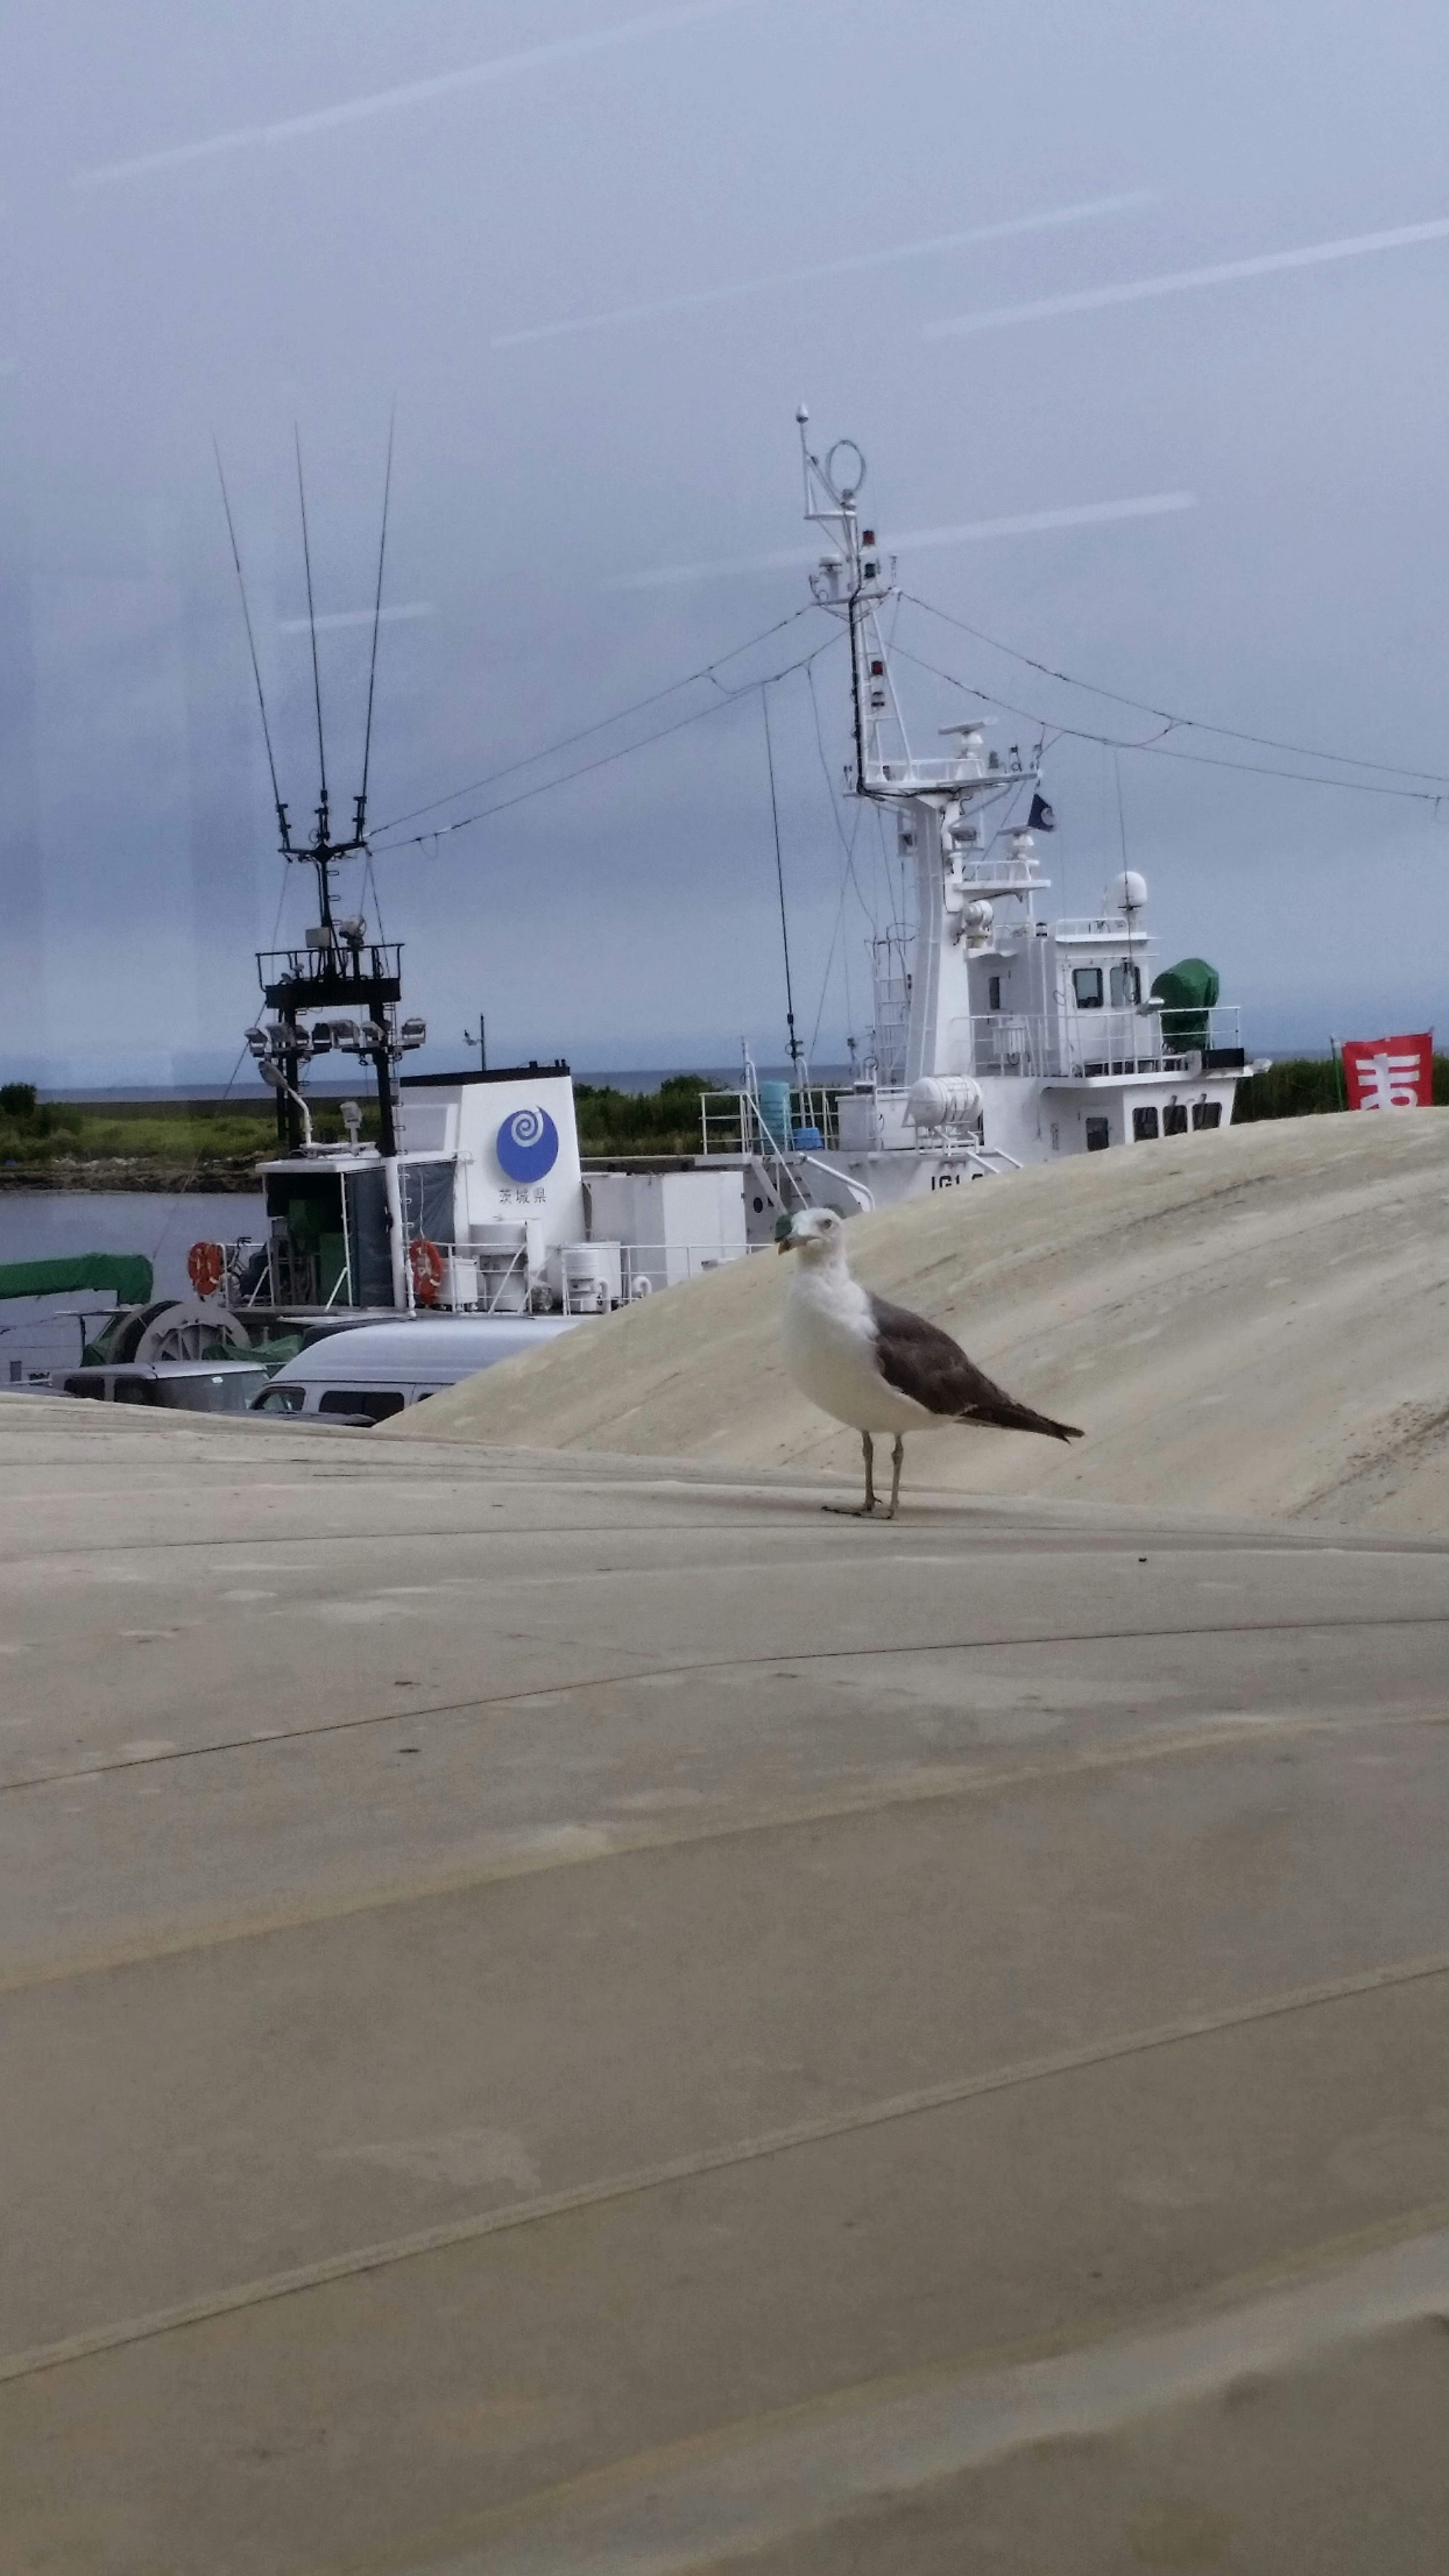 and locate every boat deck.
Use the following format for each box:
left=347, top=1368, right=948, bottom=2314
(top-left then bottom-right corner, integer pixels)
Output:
left=2, top=1394, right=1447, bottom=2572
